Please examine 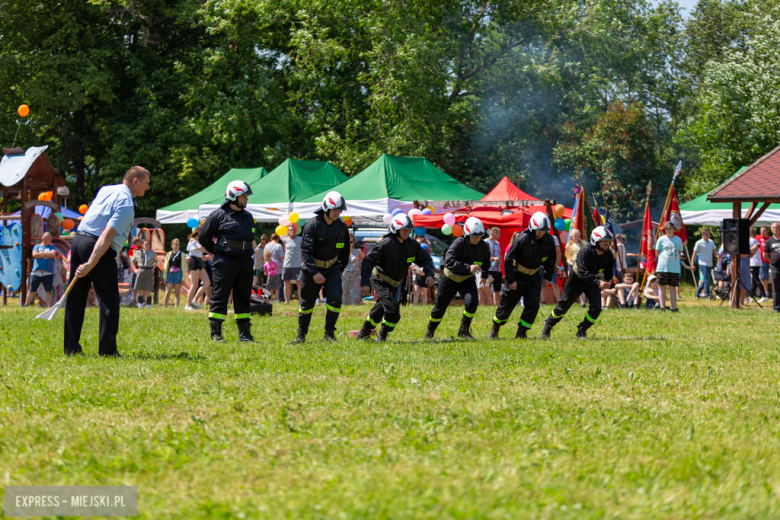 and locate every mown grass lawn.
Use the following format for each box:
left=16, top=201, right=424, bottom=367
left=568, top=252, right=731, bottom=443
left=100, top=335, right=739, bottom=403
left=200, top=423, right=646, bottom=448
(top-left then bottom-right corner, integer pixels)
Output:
left=1, top=290, right=779, bottom=519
